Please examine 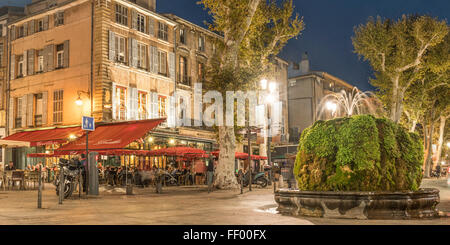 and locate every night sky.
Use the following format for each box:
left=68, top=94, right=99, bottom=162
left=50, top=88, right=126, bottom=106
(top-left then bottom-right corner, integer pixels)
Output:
left=4, top=0, right=450, bottom=91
